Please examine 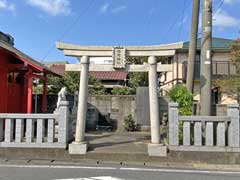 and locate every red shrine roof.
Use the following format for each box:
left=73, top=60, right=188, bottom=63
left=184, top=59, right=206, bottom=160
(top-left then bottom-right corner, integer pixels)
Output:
left=0, top=39, right=59, bottom=76
left=89, top=71, right=128, bottom=81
